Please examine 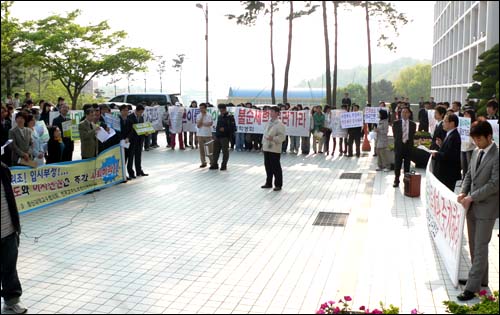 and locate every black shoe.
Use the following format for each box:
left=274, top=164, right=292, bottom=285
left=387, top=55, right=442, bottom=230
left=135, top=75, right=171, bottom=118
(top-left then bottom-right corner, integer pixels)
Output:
left=138, top=173, right=149, bottom=176
left=129, top=175, right=136, bottom=179
left=126, top=177, right=132, bottom=181
left=145, top=148, right=150, bottom=151
left=458, top=279, right=488, bottom=286
left=393, top=182, right=399, bottom=188
left=209, top=165, right=218, bottom=170
left=261, top=185, right=272, bottom=189
left=273, top=187, right=282, bottom=191
left=200, top=164, right=207, bottom=168
left=220, top=166, right=227, bottom=171
left=457, top=290, right=476, bottom=301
